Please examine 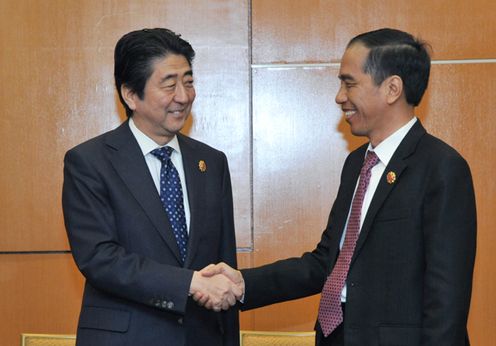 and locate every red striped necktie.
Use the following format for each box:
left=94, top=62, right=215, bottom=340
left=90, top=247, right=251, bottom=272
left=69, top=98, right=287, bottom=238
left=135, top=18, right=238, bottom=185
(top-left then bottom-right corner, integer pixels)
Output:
left=318, top=150, right=379, bottom=337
